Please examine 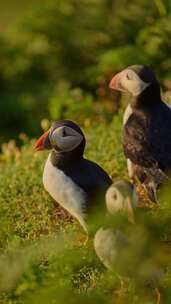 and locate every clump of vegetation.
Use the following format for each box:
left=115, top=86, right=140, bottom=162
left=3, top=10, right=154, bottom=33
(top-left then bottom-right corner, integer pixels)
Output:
left=1, top=116, right=171, bottom=303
